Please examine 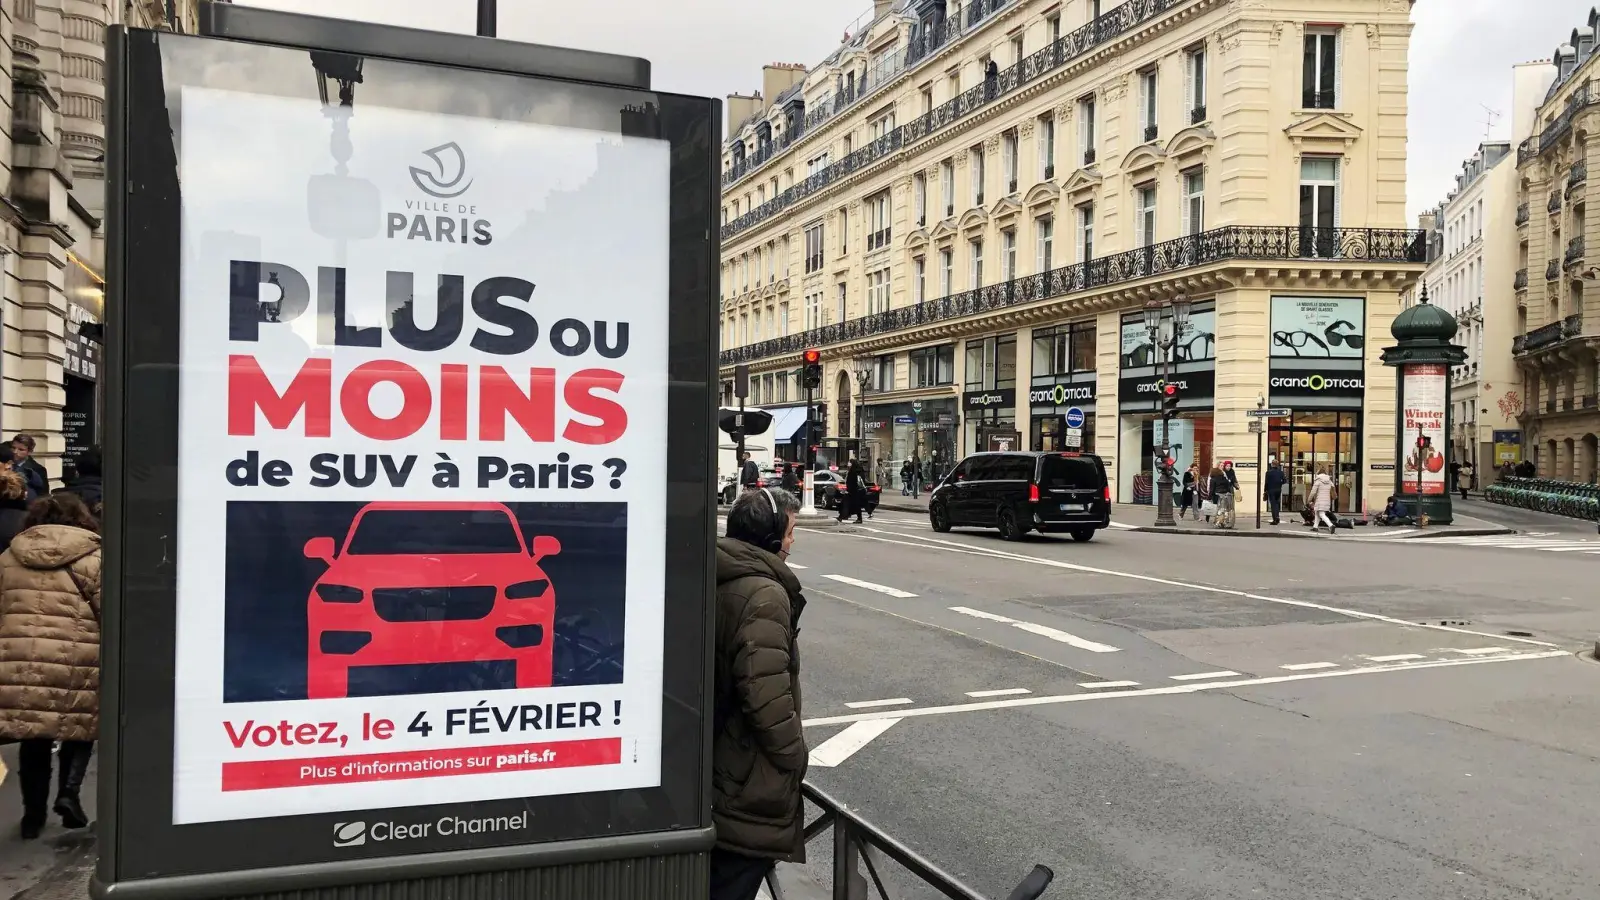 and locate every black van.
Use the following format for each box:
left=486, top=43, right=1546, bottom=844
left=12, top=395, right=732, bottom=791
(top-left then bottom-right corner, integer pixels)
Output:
left=928, top=451, right=1111, bottom=541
